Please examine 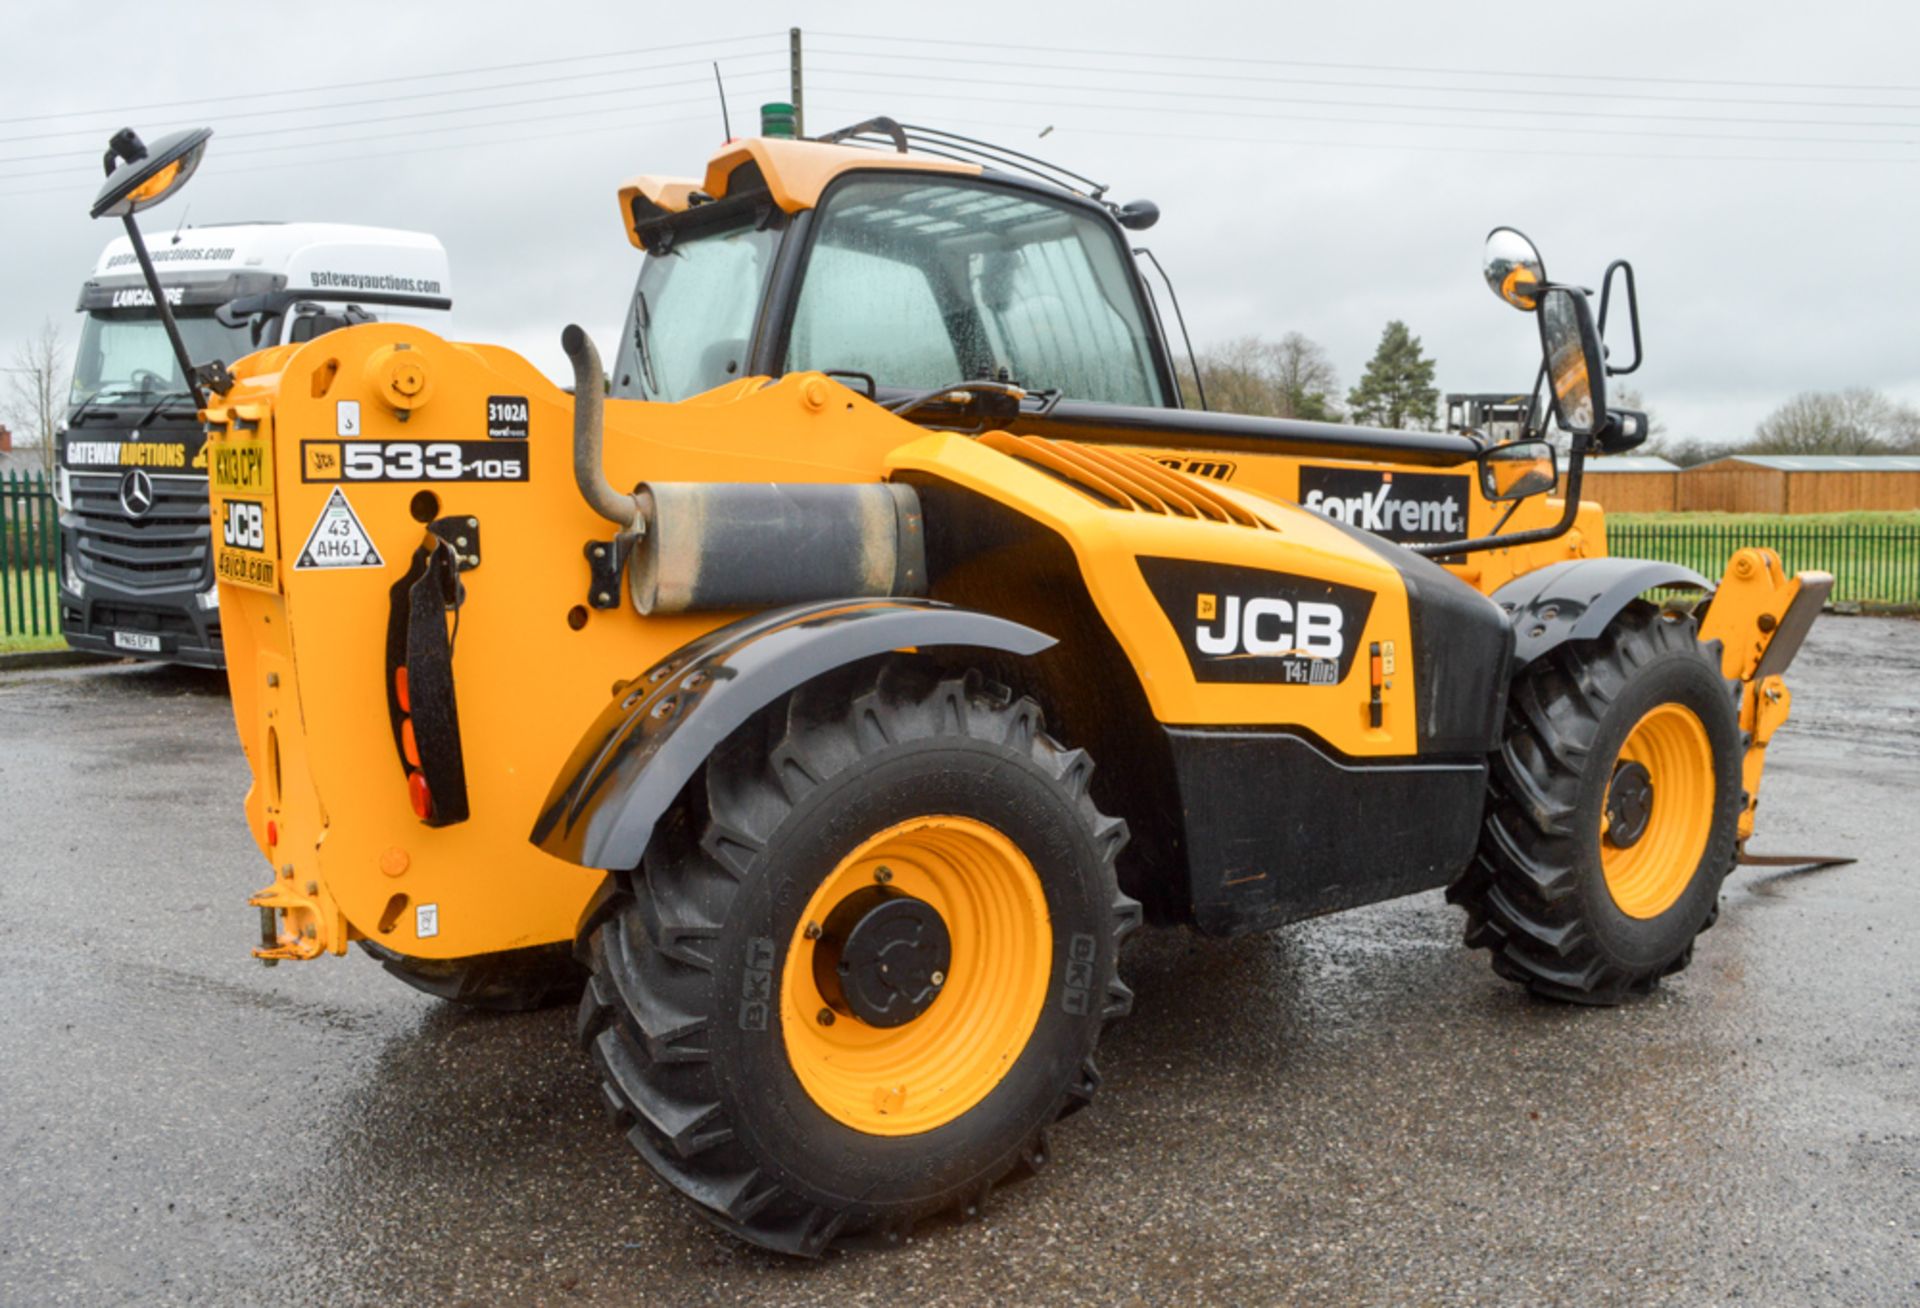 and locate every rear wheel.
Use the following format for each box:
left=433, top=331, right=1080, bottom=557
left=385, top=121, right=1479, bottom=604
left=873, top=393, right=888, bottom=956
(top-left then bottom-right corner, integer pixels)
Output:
left=1450, top=602, right=1742, bottom=1004
left=578, top=660, right=1139, bottom=1255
